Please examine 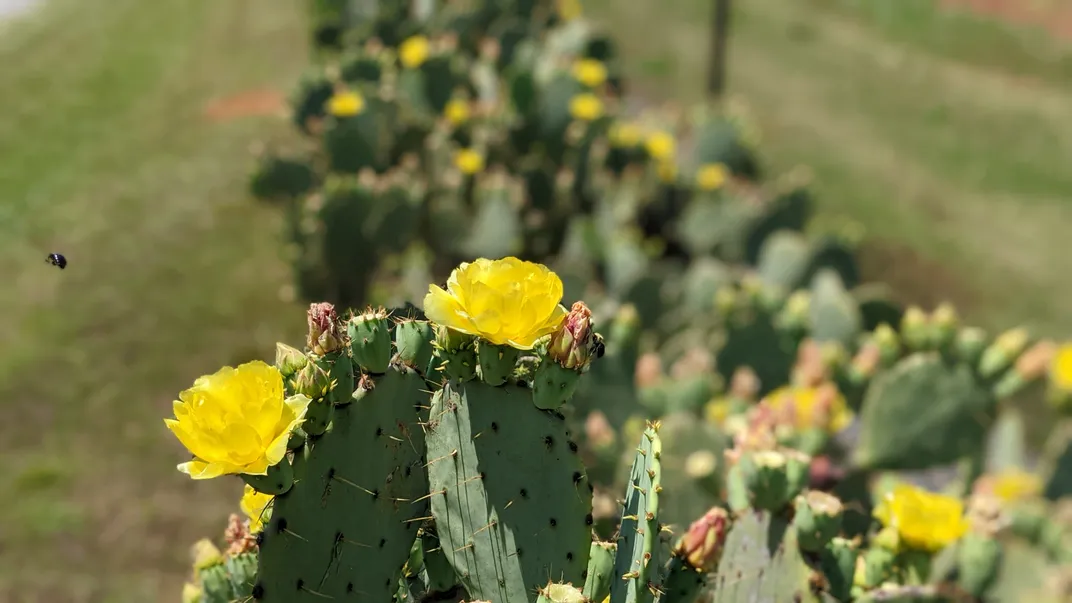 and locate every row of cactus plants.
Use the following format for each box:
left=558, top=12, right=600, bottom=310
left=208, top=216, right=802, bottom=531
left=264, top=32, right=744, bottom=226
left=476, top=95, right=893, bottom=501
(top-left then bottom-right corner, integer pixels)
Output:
left=249, top=0, right=868, bottom=319
left=173, top=257, right=1072, bottom=603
